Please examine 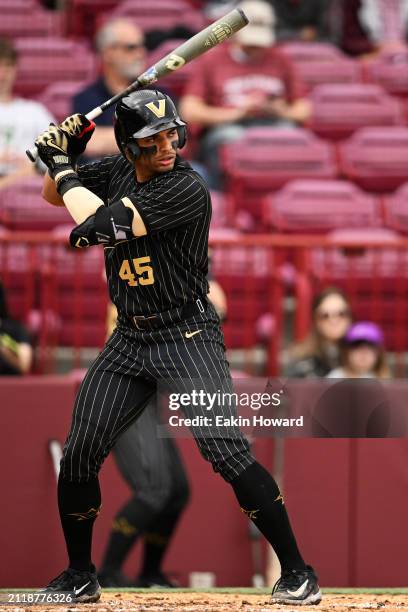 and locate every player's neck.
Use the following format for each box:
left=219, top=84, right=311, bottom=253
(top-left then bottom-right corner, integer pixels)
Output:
left=135, top=165, right=156, bottom=183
